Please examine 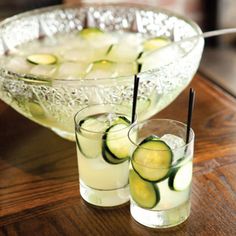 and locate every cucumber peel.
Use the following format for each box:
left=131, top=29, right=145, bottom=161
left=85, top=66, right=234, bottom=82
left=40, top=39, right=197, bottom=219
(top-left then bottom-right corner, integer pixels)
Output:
left=129, top=169, right=160, bottom=209
left=112, top=116, right=130, bottom=125
left=103, top=123, right=130, bottom=159
left=102, top=116, right=131, bottom=164
left=79, top=28, right=104, bottom=39
left=76, top=117, right=108, bottom=159
left=92, top=59, right=115, bottom=70
left=168, top=161, right=192, bottom=191
left=106, top=44, right=114, bottom=55
left=132, top=137, right=172, bottom=182
left=143, top=37, right=171, bottom=51
left=27, top=54, right=57, bottom=65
